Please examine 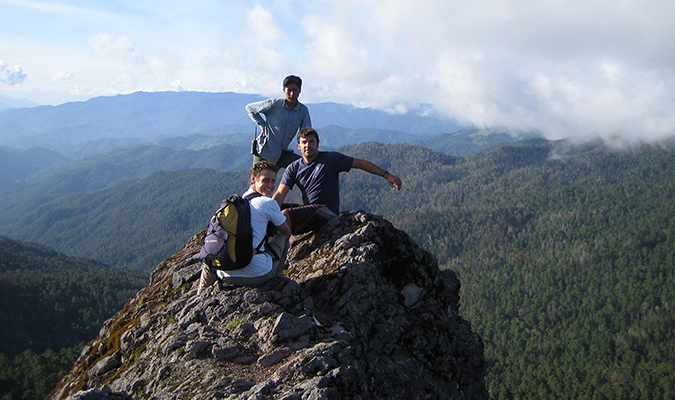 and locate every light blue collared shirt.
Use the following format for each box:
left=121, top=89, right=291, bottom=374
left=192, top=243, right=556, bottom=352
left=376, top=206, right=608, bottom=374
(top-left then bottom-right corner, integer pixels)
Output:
left=246, top=98, right=312, bottom=163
